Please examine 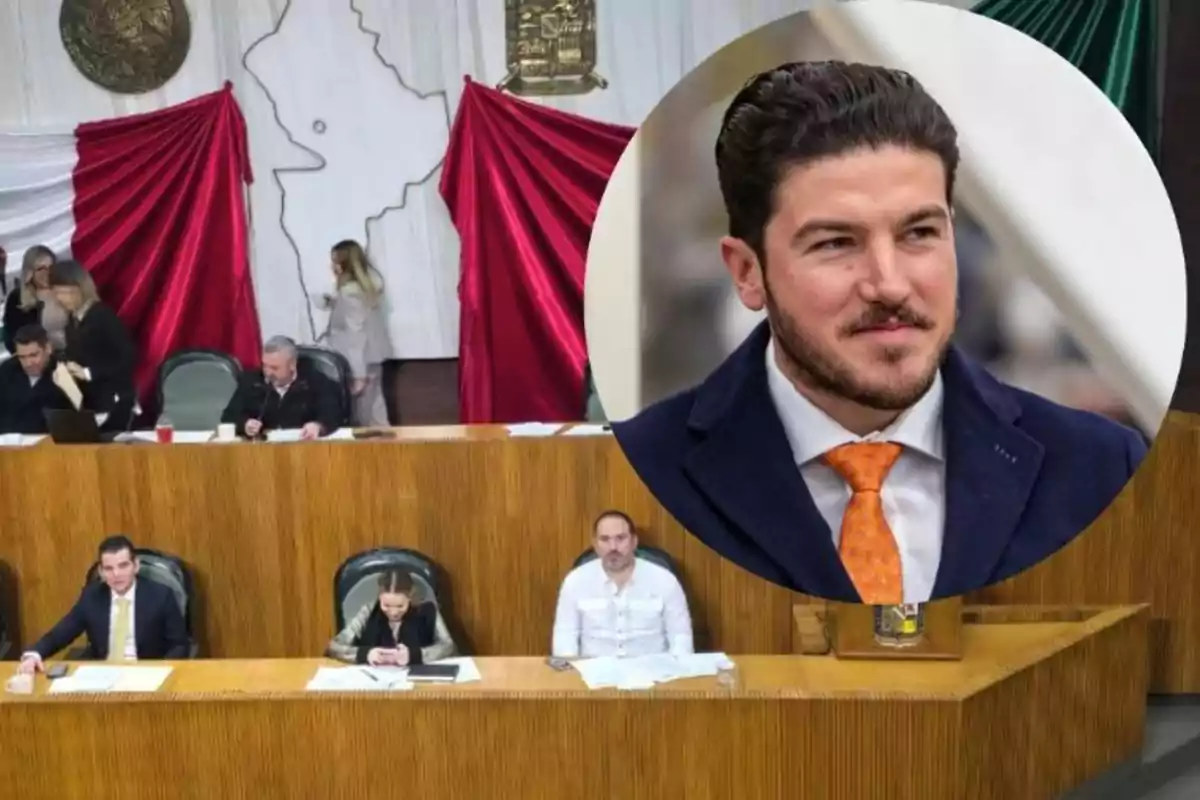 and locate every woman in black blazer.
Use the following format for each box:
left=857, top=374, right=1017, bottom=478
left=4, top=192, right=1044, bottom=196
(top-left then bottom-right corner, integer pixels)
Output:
left=49, top=260, right=138, bottom=432
left=326, top=570, right=457, bottom=666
